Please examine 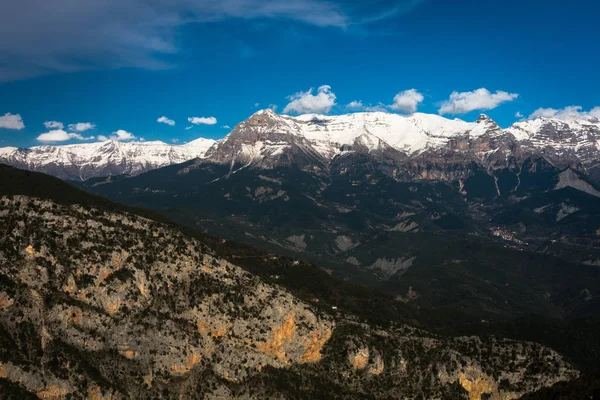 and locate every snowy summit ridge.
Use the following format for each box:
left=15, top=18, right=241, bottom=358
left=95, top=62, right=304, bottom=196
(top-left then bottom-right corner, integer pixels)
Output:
left=1, top=109, right=600, bottom=181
